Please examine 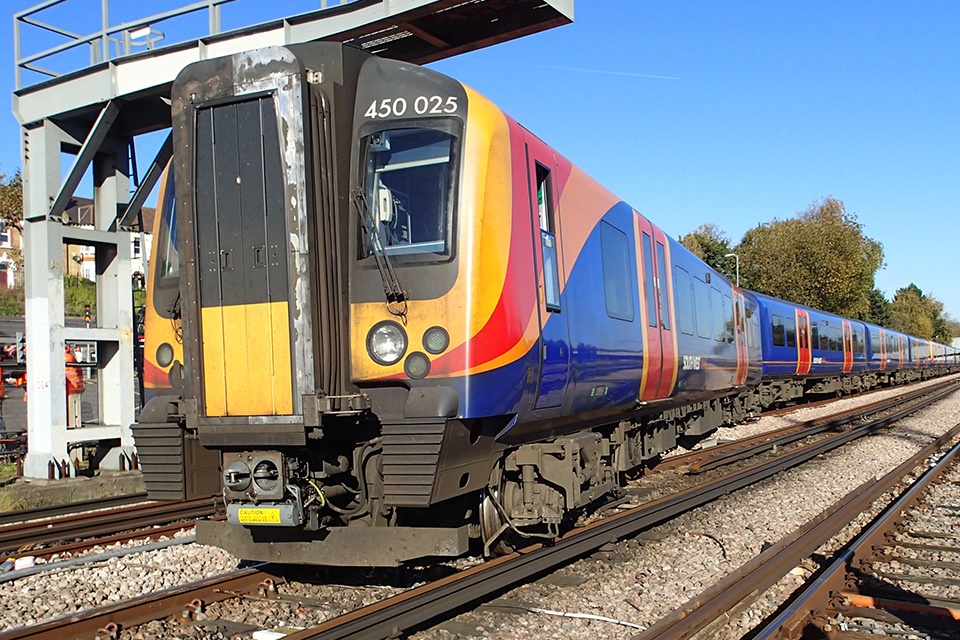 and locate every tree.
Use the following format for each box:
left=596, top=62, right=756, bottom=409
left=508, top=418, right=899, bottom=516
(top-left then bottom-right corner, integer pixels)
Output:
left=890, top=284, right=934, bottom=338
left=679, top=223, right=736, bottom=281
left=945, top=316, right=960, bottom=341
left=735, top=197, right=883, bottom=317
left=0, top=170, right=23, bottom=271
left=862, top=288, right=893, bottom=327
